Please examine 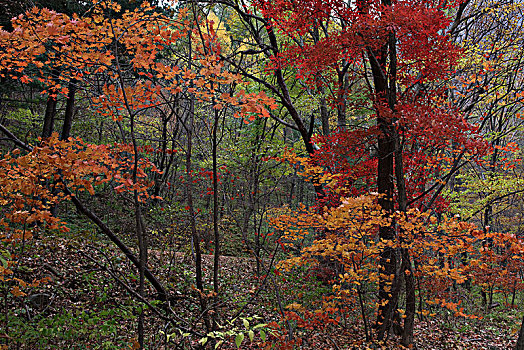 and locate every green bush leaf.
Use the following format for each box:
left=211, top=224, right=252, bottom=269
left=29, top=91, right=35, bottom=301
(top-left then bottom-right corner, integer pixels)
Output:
left=260, top=330, right=266, bottom=342
left=235, top=333, right=244, bottom=348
